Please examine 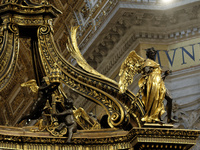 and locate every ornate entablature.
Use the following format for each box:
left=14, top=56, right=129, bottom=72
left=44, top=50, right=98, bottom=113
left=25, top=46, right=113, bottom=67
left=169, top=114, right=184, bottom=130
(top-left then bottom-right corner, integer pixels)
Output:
left=0, top=125, right=199, bottom=150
